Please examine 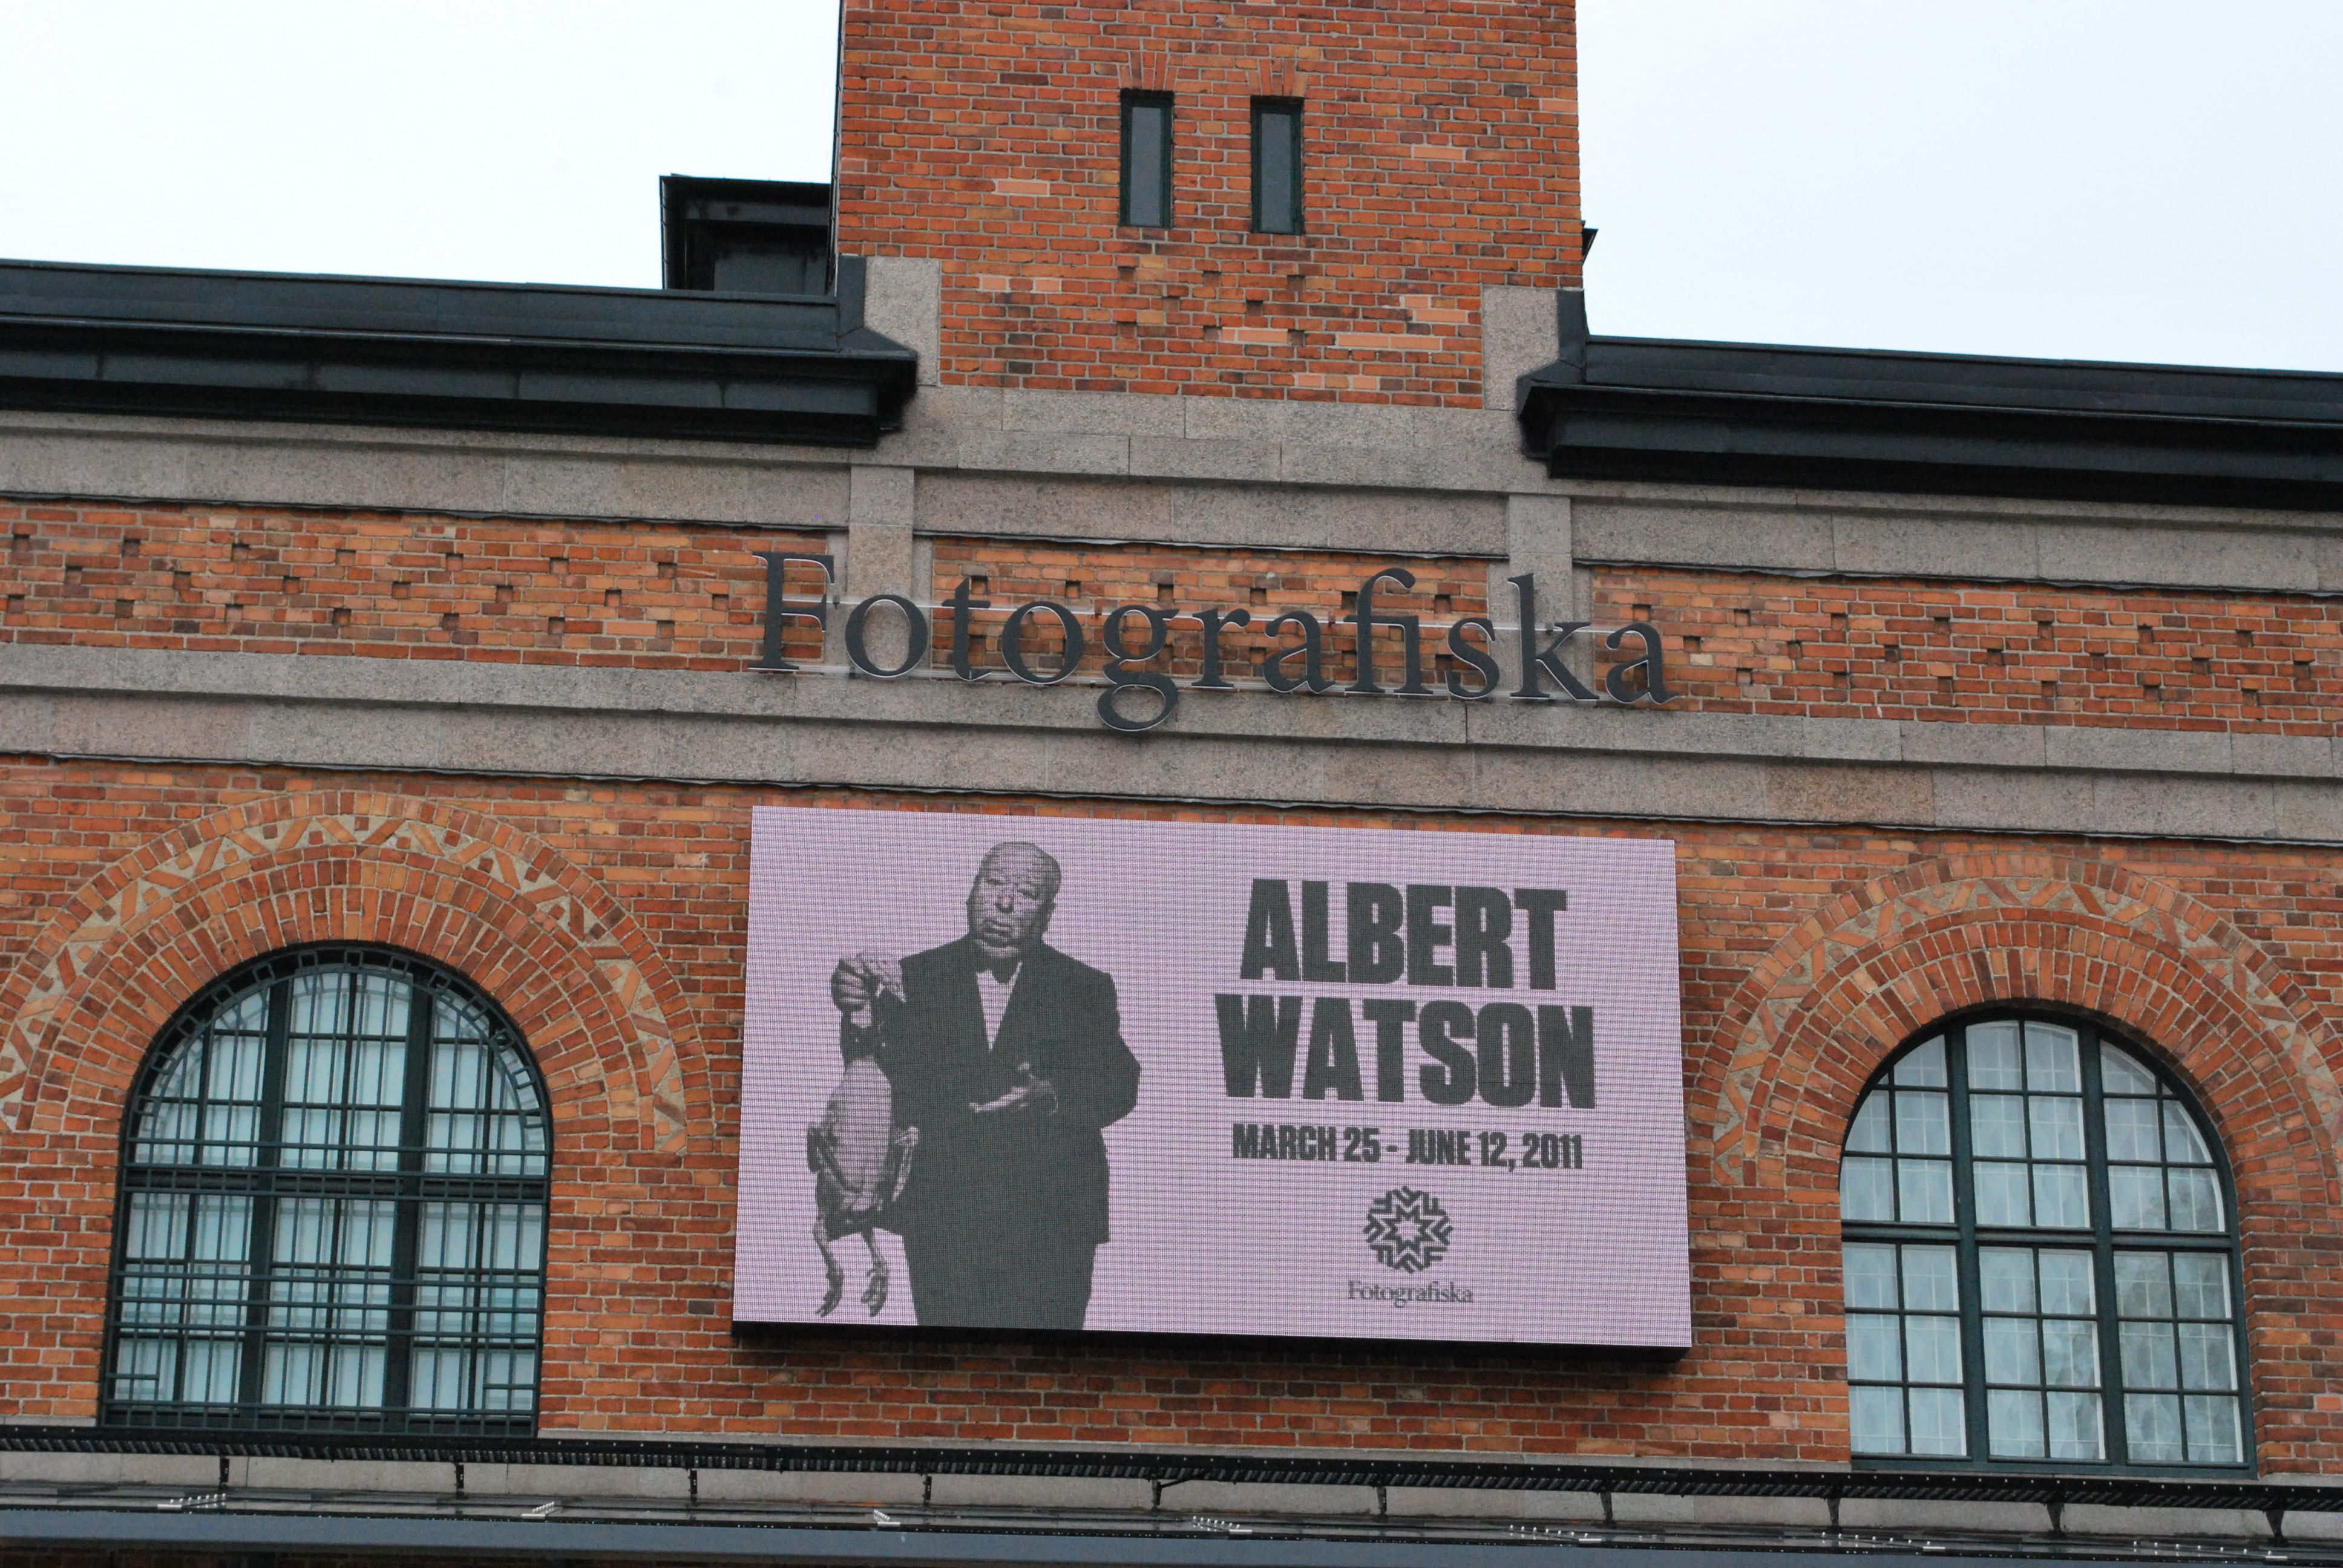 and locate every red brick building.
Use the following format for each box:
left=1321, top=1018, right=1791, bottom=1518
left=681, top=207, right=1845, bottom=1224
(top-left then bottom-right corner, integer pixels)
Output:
left=2, top=2, right=2341, bottom=1564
